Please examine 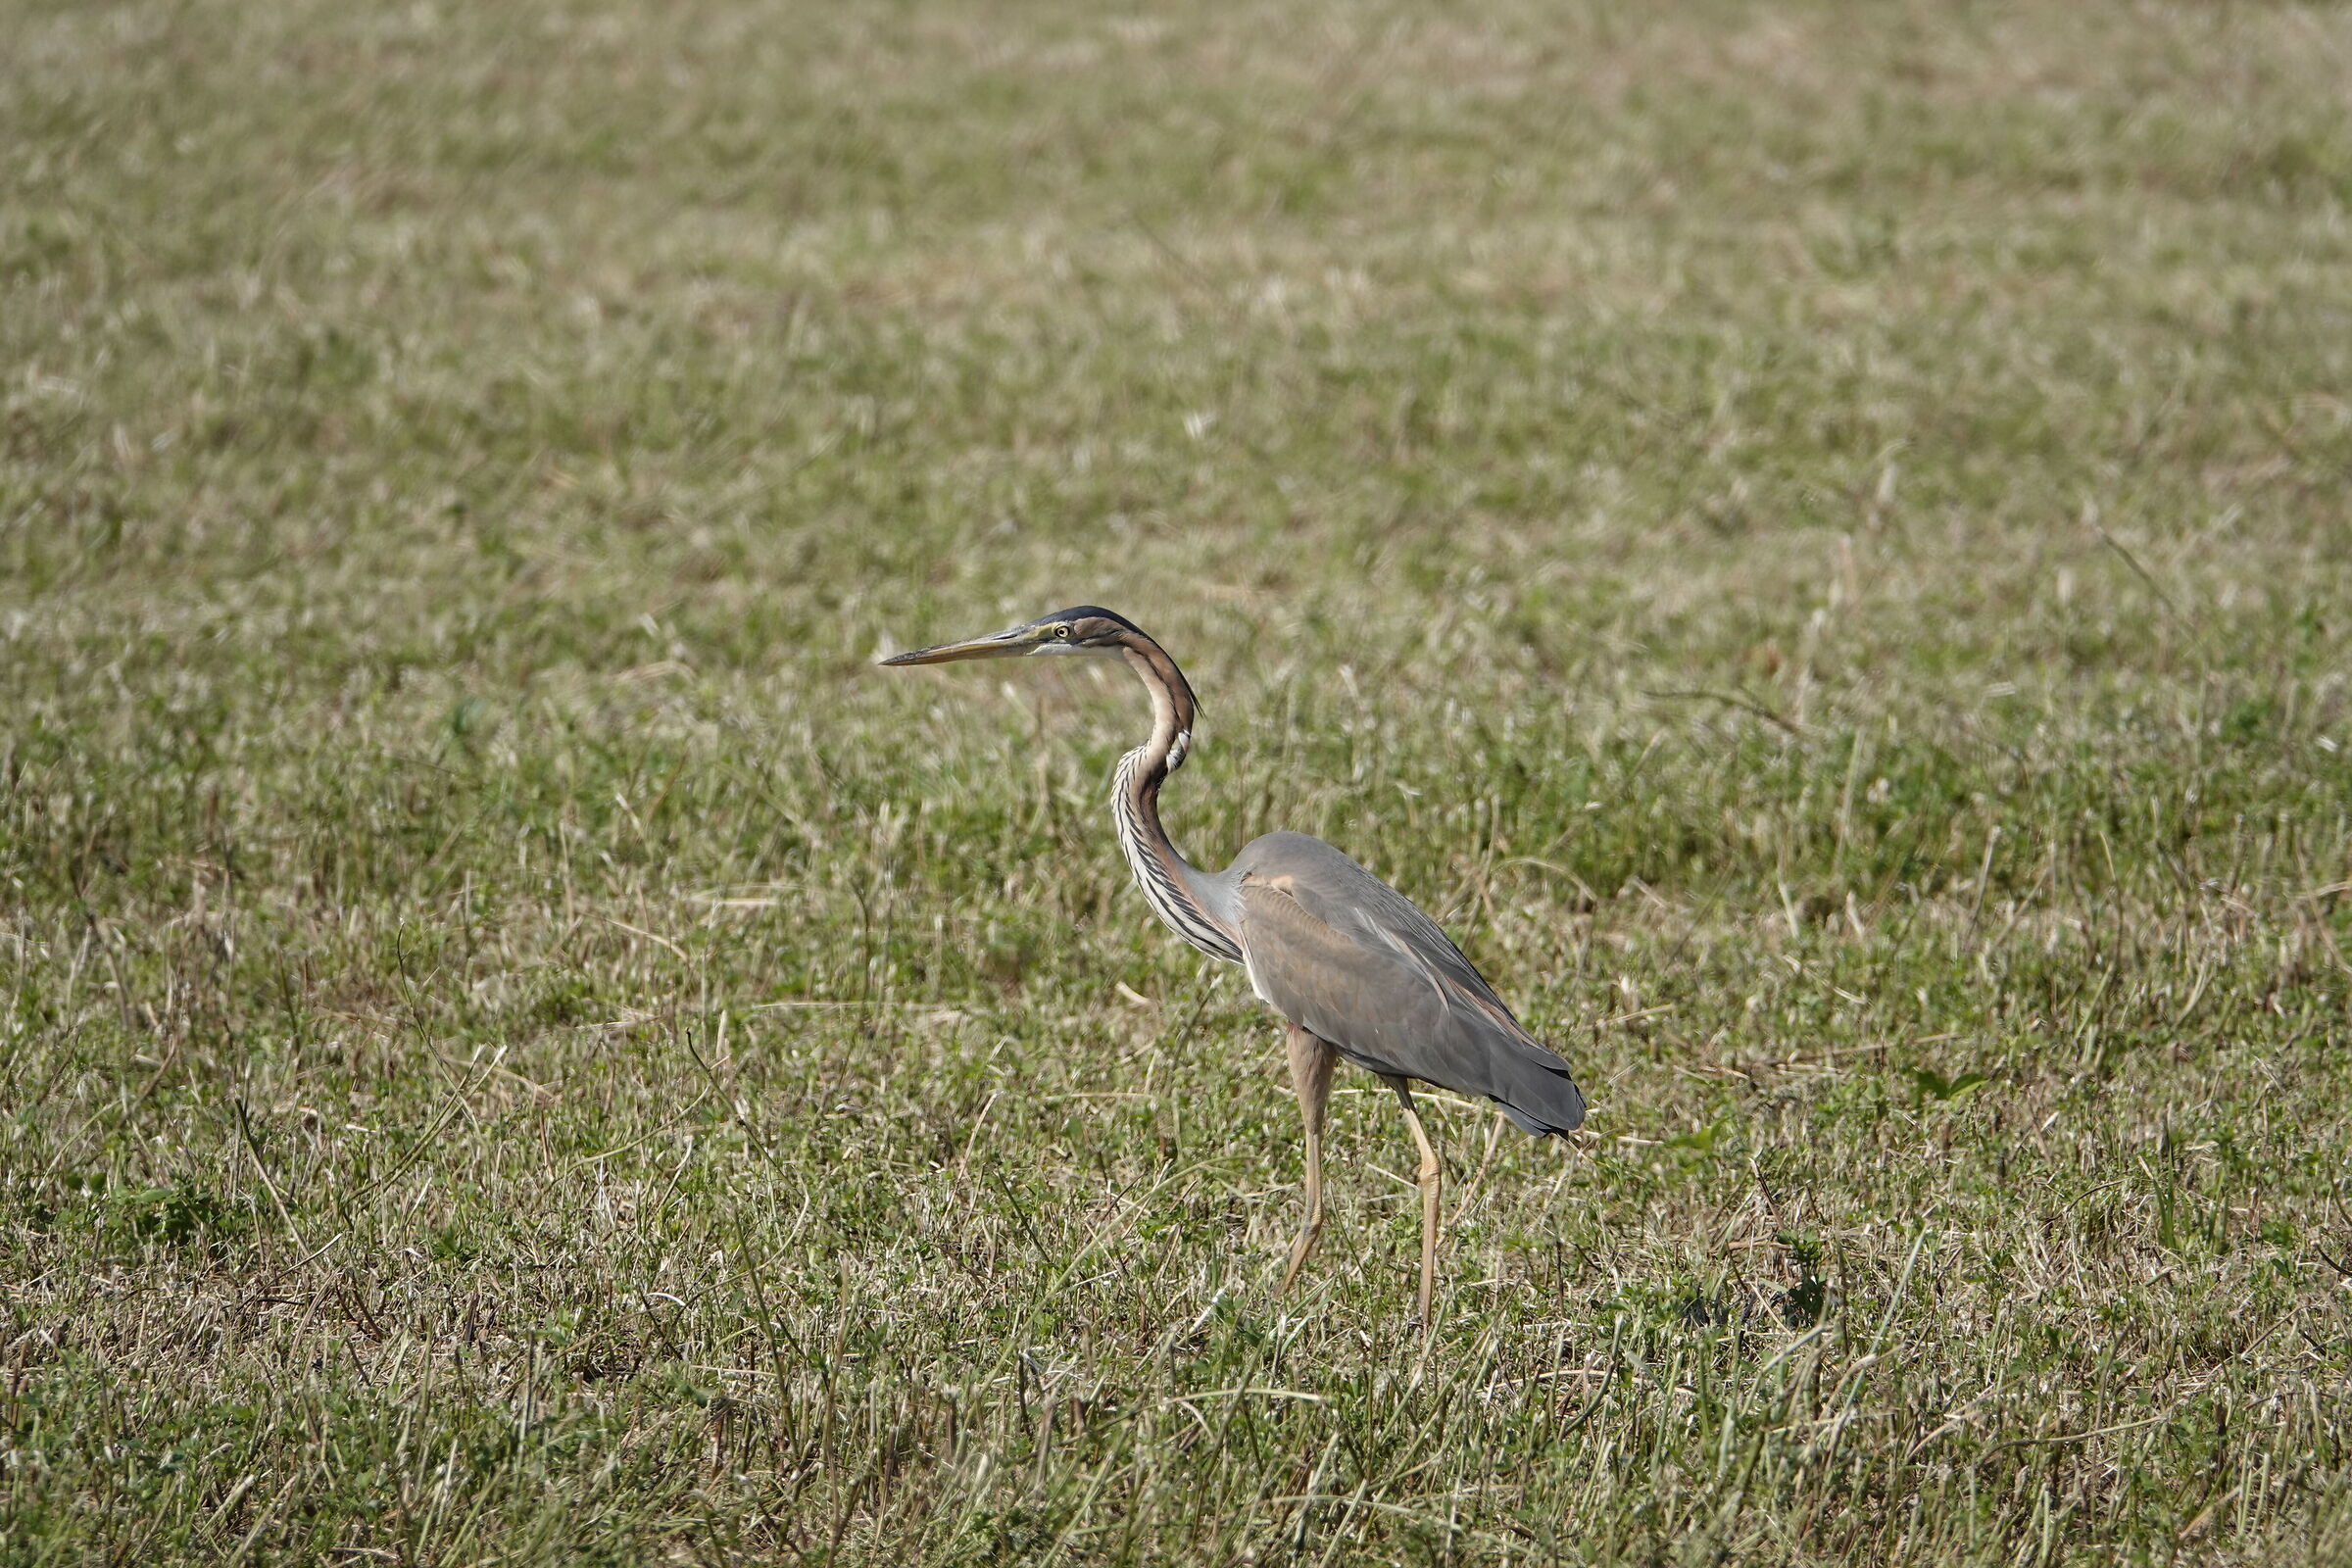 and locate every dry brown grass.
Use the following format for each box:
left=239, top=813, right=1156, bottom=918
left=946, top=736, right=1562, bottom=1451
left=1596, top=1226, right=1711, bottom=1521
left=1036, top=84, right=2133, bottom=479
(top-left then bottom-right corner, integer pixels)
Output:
left=6, top=0, right=2352, bottom=1561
